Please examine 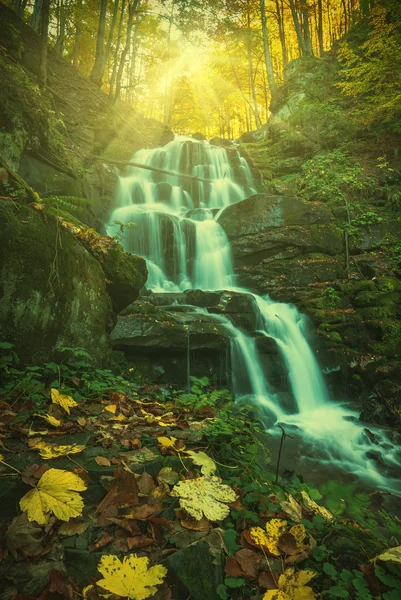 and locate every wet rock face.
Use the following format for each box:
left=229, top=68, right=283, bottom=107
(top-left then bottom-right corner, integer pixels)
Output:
left=217, top=194, right=343, bottom=291
left=0, top=200, right=113, bottom=364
